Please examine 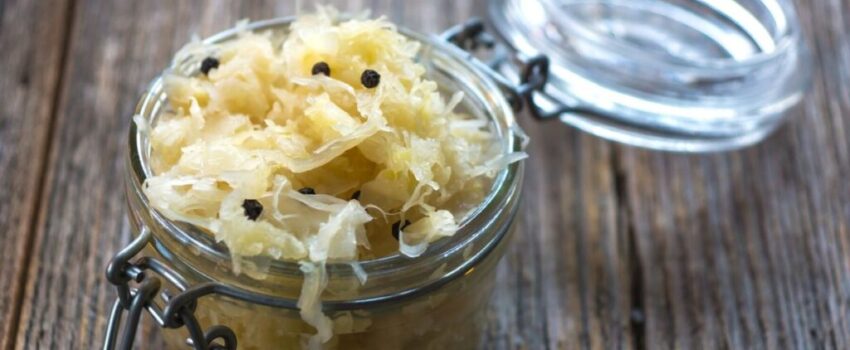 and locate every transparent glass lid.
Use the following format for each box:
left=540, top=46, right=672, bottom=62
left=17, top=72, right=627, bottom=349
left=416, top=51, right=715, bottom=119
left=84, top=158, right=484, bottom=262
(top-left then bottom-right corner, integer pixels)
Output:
left=488, top=0, right=811, bottom=152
